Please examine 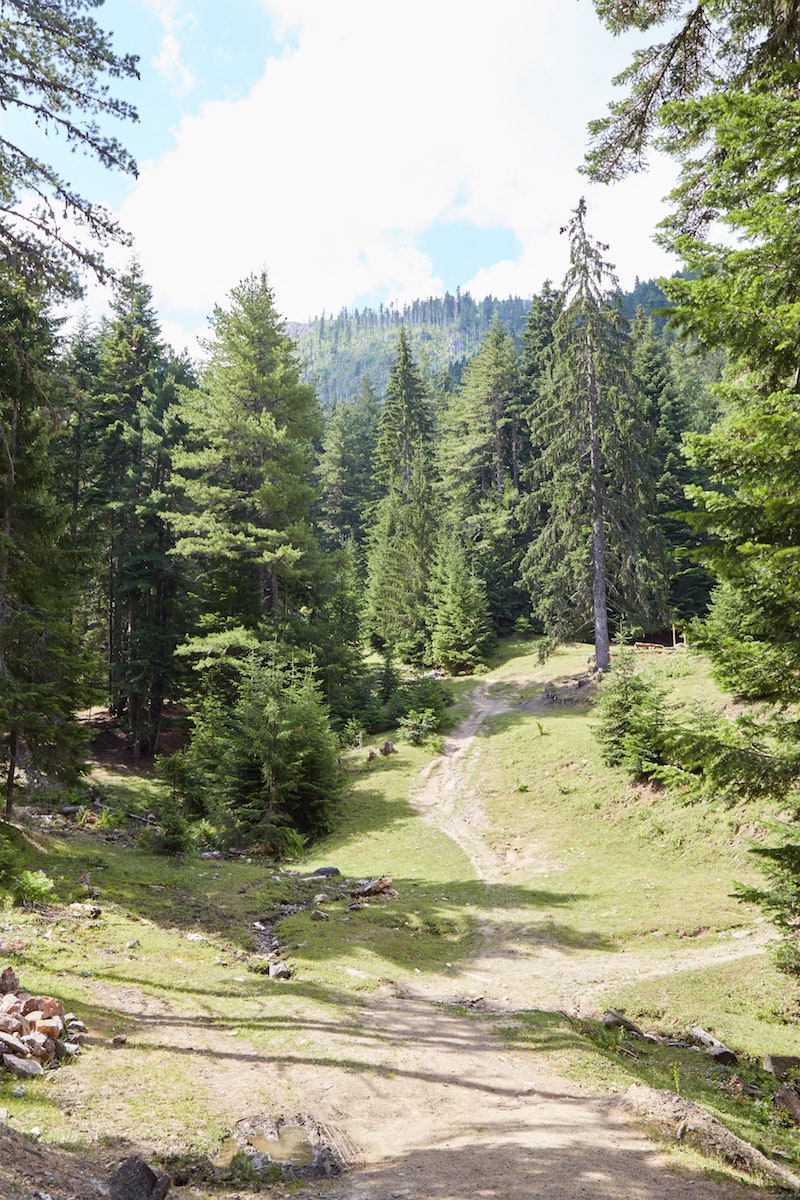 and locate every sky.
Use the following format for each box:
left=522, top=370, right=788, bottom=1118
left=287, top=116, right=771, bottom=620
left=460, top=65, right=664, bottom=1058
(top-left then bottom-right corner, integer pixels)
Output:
left=57, top=0, right=679, bottom=354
